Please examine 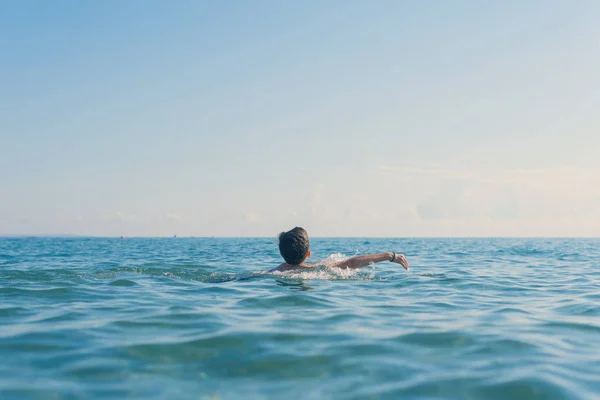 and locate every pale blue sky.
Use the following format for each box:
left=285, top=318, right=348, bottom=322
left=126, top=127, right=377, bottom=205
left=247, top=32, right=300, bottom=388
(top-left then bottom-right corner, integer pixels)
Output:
left=1, top=0, right=599, bottom=237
